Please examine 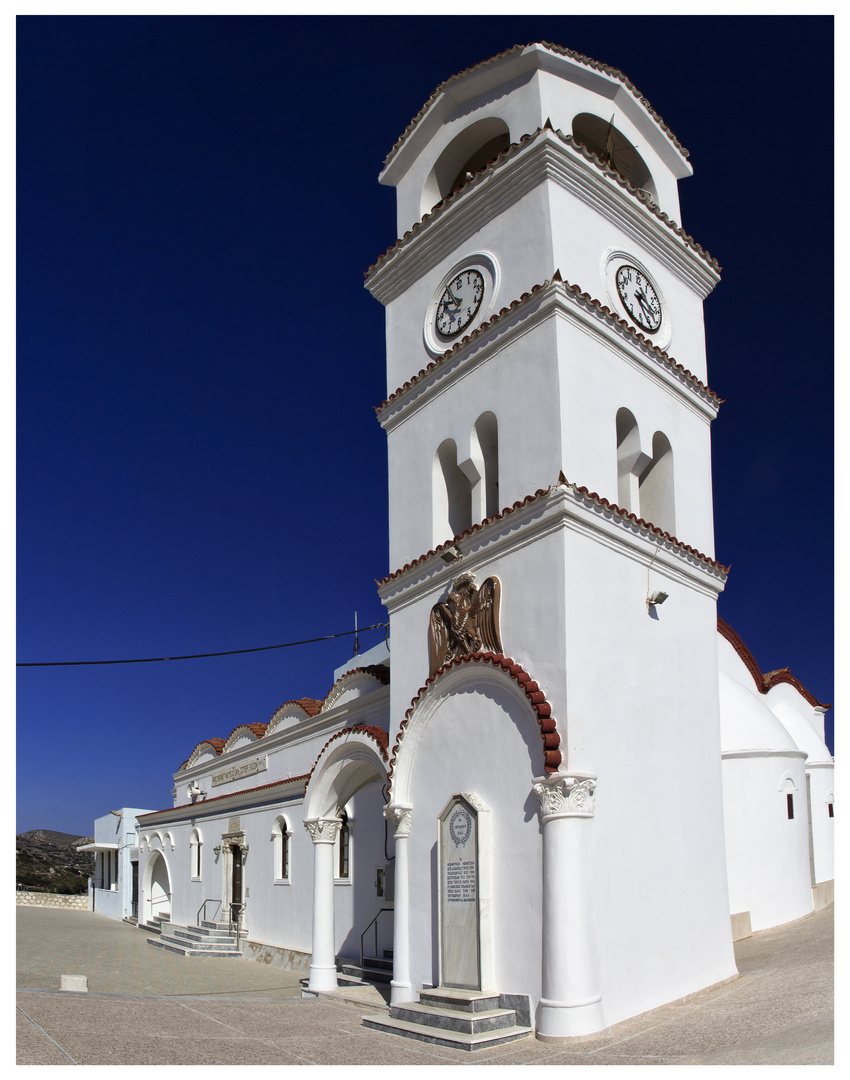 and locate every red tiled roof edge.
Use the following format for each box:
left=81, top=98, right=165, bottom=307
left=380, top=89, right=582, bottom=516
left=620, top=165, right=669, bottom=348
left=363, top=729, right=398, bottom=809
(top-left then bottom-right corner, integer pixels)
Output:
left=717, top=617, right=830, bottom=710
left=368, top=122, right=715, bottom=282
left=323, top=663, right=390, bottom=704
left=269, top=697, right=323, bottom=721
left=382, top=41, right=688, bottom=171
left=374, top=272, right=720, bottom=417
left=304, top=724, right=391, bottom=794
left=138, top=773, right=311, bottom=820
left=386, top=653, right=561, bottom=799
left=378, top=478, right=729, bottom=586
